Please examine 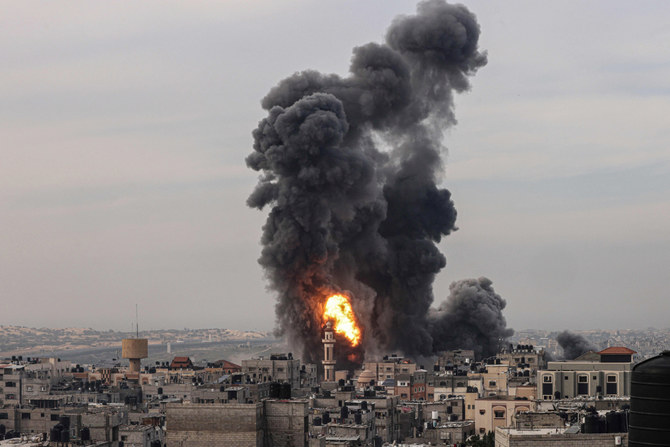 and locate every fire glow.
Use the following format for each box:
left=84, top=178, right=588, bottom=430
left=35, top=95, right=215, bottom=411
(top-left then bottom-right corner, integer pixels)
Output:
left=323, top=294, right=361, bottom=347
